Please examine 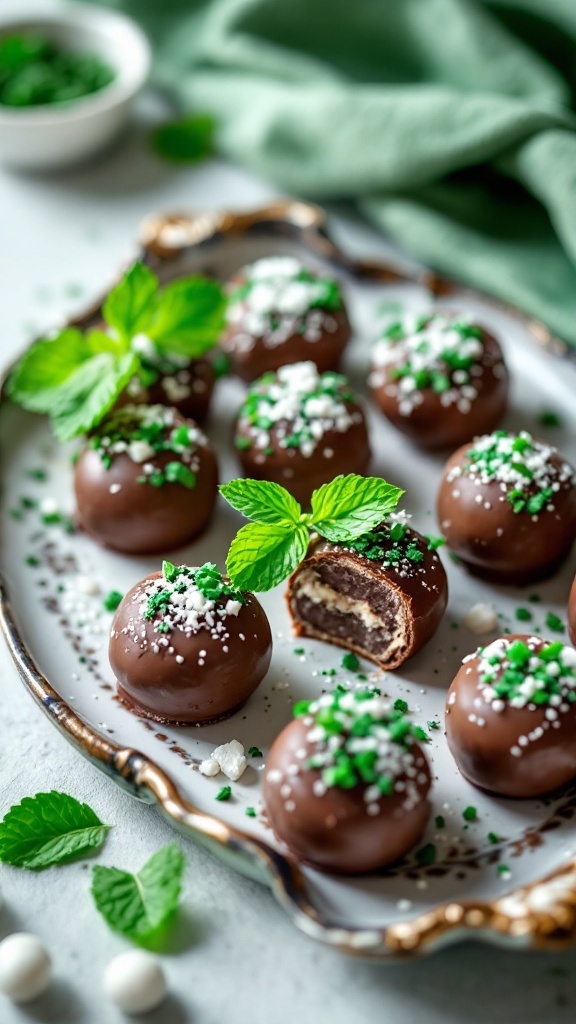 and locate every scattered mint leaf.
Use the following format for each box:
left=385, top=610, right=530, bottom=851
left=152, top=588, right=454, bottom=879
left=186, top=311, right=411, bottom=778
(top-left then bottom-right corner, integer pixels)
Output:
left=6, top=328, right=92, bottom=412
left=310, top=474, right=404, bottom=542
left=216, top=786, right=232, bottom=802
left=50, top=351, right=138, bottom=441
left=102, top=261, right=157, bottom=344
left=226, top=521, right=309, bottom=592
left=91, top=844, right=184, bottom=948
left=219, top=479, right=302, bottom=526
left=0, top=791, right=110, bottom=870
left=149, top=277, right=225, bottom=357
left=152, top=114, right=214, bottom=164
